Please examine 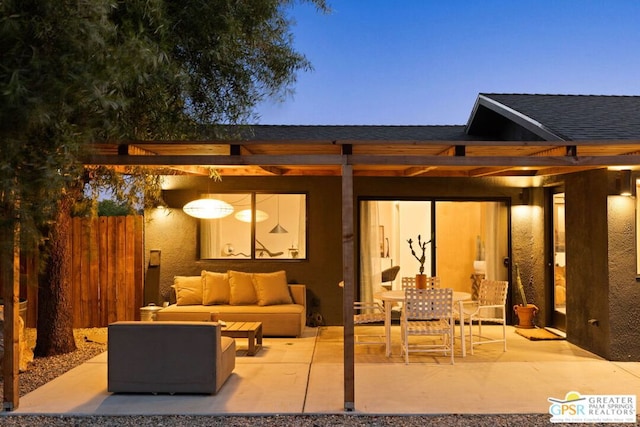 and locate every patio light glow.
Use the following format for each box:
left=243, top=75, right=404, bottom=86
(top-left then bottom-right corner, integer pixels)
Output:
left=183, top=198, right=234, bottom=219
